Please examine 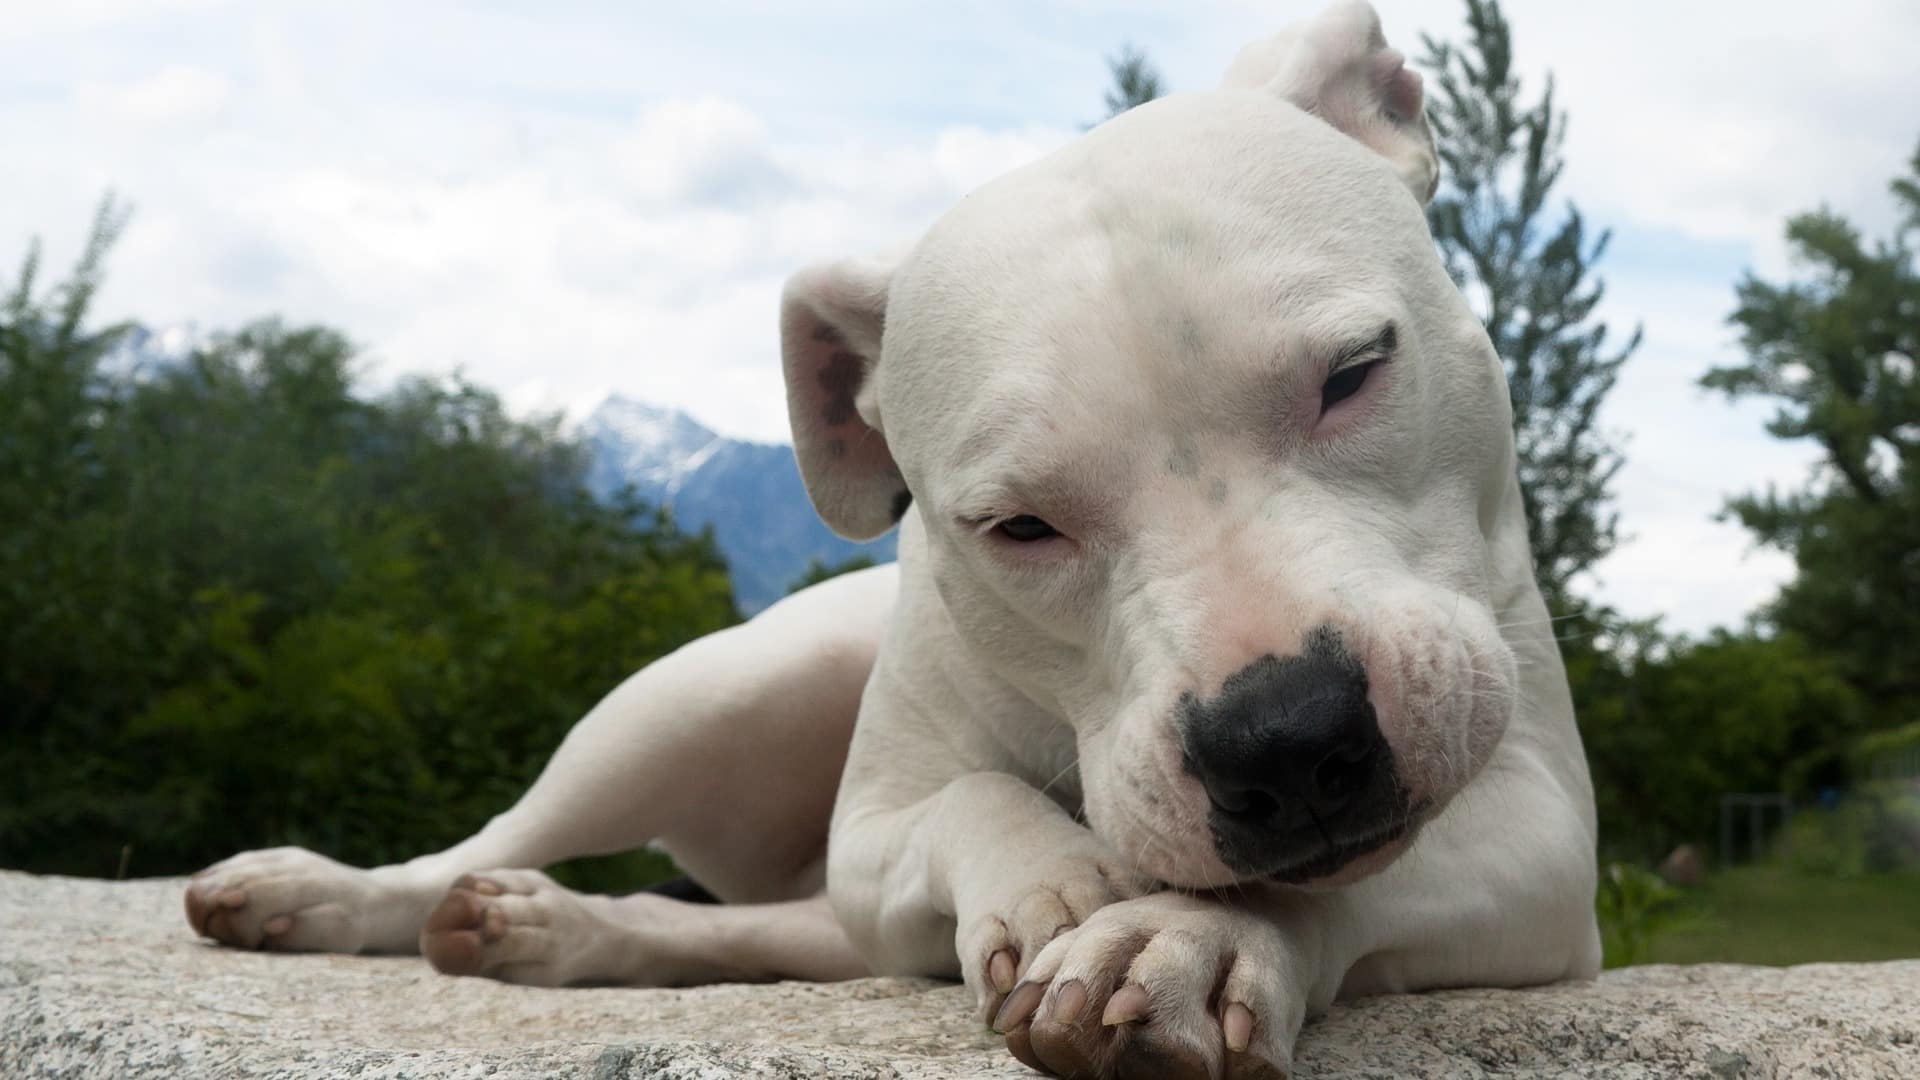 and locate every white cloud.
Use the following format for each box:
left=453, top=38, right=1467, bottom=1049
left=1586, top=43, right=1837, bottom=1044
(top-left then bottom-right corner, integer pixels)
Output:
left=1574, top=254, right=1826, bottom=634
left=76, top=65, right=232, bottom=124
left=2, top=70, right=1071, bottom=439
left=612, top=99, right=789, bottom=208
left=0, top=0, right=231, bottom=42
